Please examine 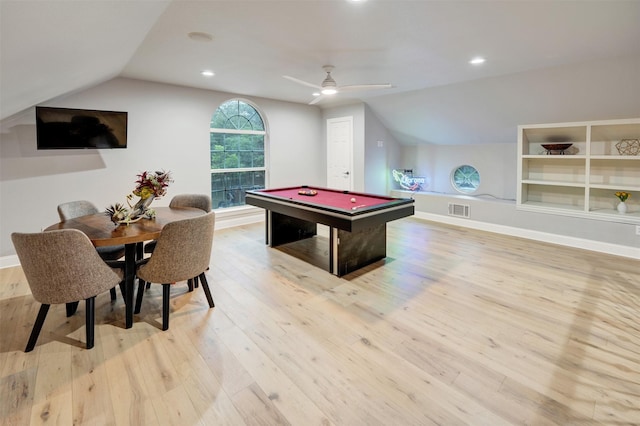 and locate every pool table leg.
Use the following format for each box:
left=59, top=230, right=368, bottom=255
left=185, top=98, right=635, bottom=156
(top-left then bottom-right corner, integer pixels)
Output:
left=331, top=224, right=387, bottom=277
